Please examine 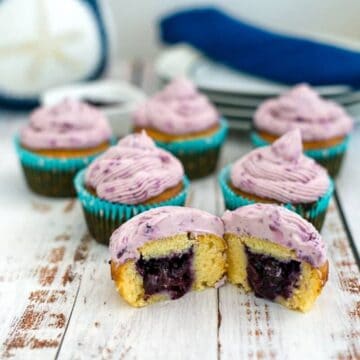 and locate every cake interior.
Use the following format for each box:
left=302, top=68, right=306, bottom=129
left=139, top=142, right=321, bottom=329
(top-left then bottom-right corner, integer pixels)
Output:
left=225, top=234, right=328, bottom=312
left=111, top=233, right=227, bottom=307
